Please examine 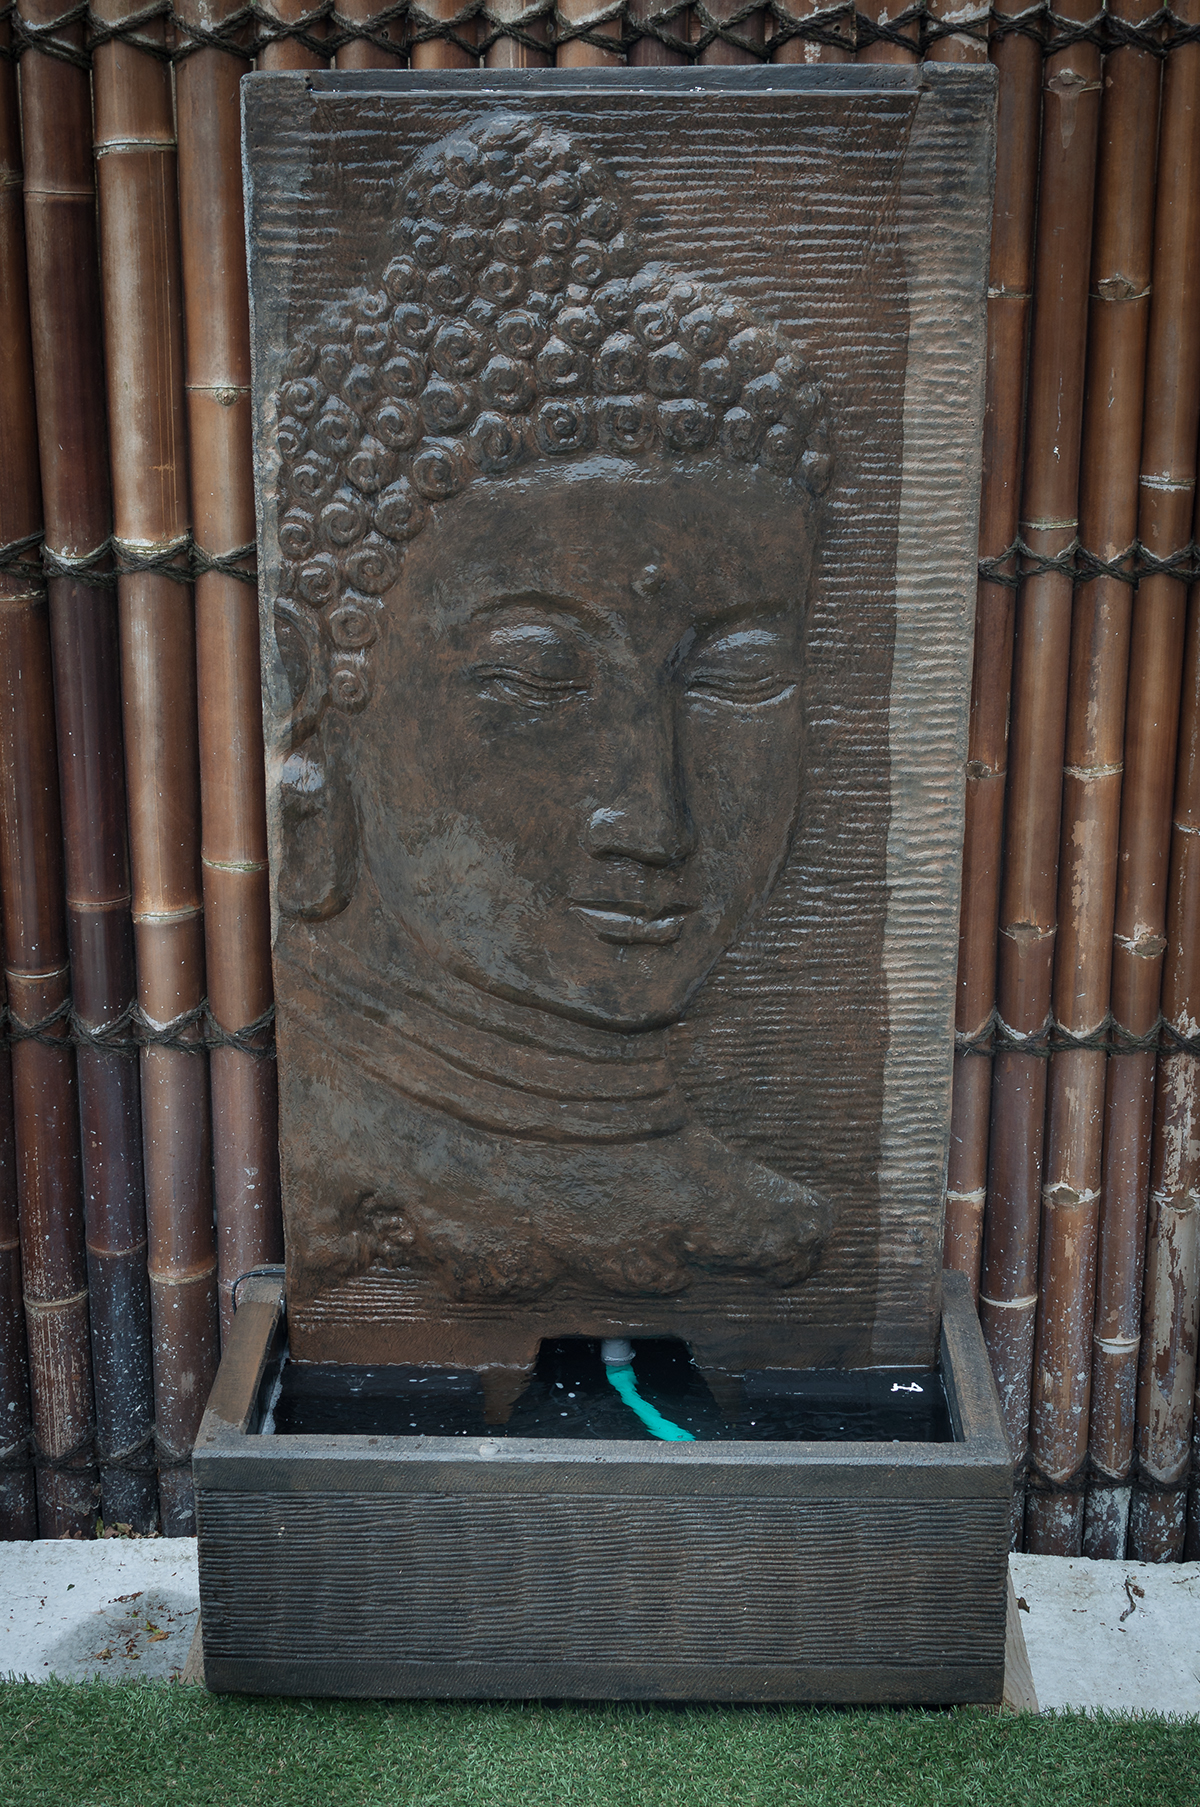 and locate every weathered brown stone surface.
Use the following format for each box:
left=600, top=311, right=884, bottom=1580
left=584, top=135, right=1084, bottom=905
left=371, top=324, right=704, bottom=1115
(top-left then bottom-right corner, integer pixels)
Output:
left=244, top=66, right=995, bottom=1392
